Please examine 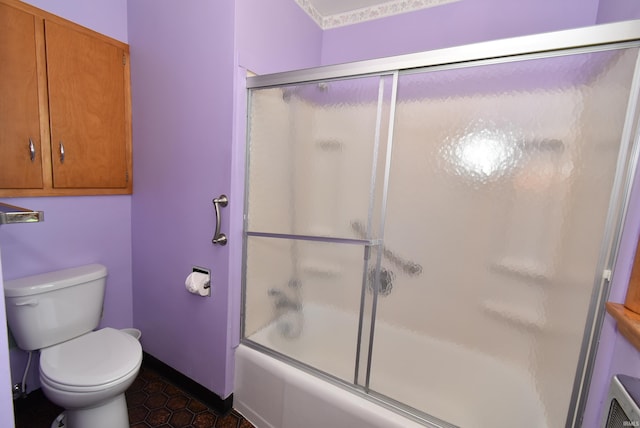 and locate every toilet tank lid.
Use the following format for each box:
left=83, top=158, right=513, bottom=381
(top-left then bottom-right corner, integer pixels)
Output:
left=4, top=264, right=107, bottom=298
